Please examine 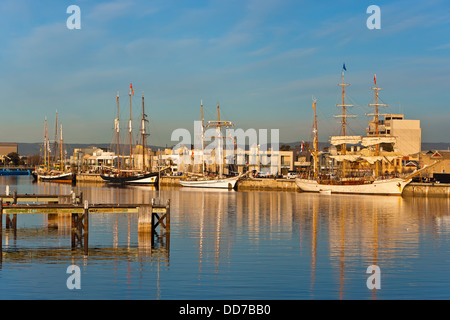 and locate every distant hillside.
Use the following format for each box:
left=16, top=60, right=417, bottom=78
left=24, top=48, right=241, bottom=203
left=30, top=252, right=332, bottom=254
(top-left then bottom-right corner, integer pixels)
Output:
left=421, top=142, right=450, bottom=151
left=17, top=143, right=165, bottom=156
left=15, top=141, right=450, bottom=156
left=282, top=141, right=450, bottom=152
